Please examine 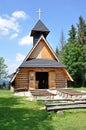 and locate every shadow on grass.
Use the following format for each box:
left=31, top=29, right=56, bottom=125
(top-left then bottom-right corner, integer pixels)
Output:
left=0, top=97, right=22, bottom=107
left=0, top=95, right=54, bottom=130
left=0, top=107, right=54, bottom=130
